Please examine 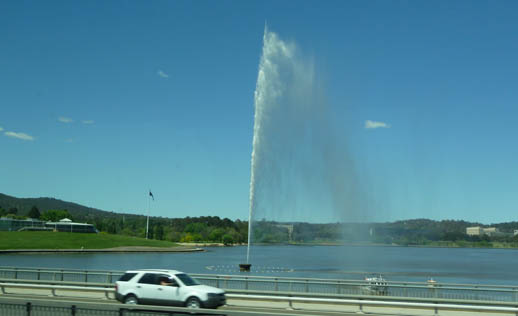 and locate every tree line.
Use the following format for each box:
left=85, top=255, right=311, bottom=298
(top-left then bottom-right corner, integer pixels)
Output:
left=1, top=205, right=248, bottom=245
left=3, top=204, right=518, bottom=246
